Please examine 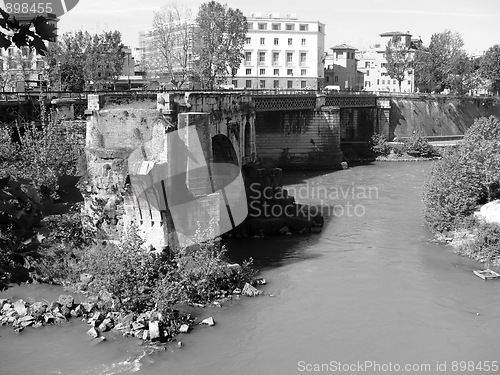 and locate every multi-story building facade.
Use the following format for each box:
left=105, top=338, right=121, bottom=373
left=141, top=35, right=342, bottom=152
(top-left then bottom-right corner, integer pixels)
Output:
left=230, top=14, right=325, bottom=90
left=356, top=31, right=421, bottom=93
left=139, top=13, right=325, bottom=90
left=324, top=44, right=363, bottom=91
left=0, top=13, right=59, bottom=92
